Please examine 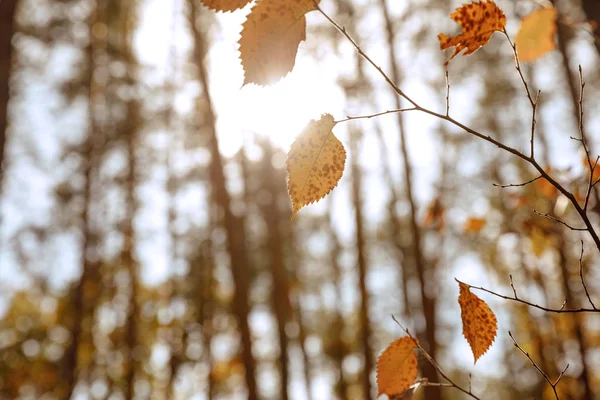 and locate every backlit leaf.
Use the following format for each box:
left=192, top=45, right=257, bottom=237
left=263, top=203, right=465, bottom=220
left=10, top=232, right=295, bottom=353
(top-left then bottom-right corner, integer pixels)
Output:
left=239, top=0, right=317, bottom=85
left=515, top=7, right=557, bottom=62
left=376, top=337, right=418, bottom=398
left=199, top=0, right=253, bottom=12
left=458, top=281, right=497, bottom=363
left=438, top=1, right=507, bottom=65
left=463, top=217, right=486, bottom=233
left=286, top=114, right=346, bottom=219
